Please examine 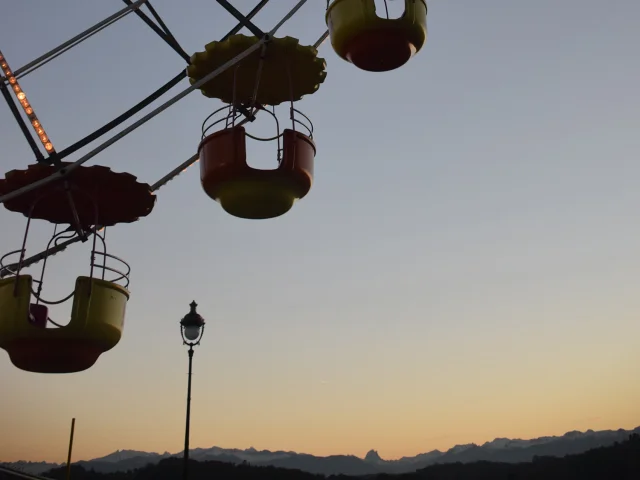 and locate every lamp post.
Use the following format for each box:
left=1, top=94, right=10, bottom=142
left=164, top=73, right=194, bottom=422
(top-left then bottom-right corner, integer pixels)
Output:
left=180, top=301, right=205, bottom=480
